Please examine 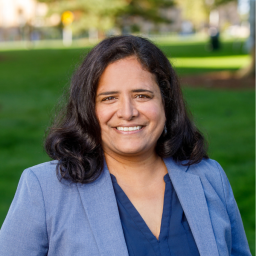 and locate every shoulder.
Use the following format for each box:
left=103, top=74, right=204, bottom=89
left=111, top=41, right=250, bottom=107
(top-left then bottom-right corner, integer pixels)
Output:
left=165, top=157, right=226, bottom=184
left=165, top=157, right=230, bottom=203
left=188, top=158, right=228, bottom=193
left=26, top=160, right=58, bottom=175
left=187, top=158, right=233, bottom=208
left=17, top=161, right=80, bottom=218
left=20, top=160, right=75, bottom=196
left=21, top=160, right=59, bottom=184
left=187, top=158, right=226, bottom=182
